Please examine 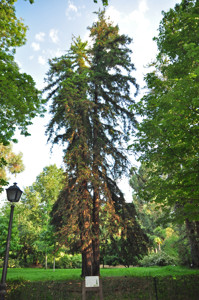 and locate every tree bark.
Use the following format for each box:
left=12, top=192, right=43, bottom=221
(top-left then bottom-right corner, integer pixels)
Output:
left=45, top=252, right=47, bottom=270
left=81, top=245, right=93, bottom=277
left=91, top=88, right=100, bottom=276
left=53, top=256, right=55, bottom=272
left=80, top=180, right=93, bottom=277
left=92, top=191, right=100, bottom=276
